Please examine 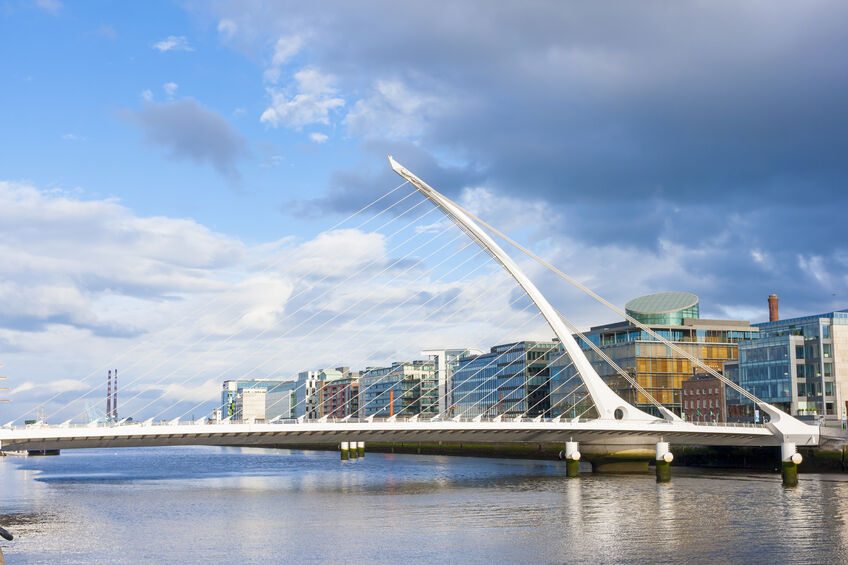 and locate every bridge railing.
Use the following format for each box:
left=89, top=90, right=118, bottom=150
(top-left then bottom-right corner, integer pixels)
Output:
left=3, top=416, right=770, bottom=431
